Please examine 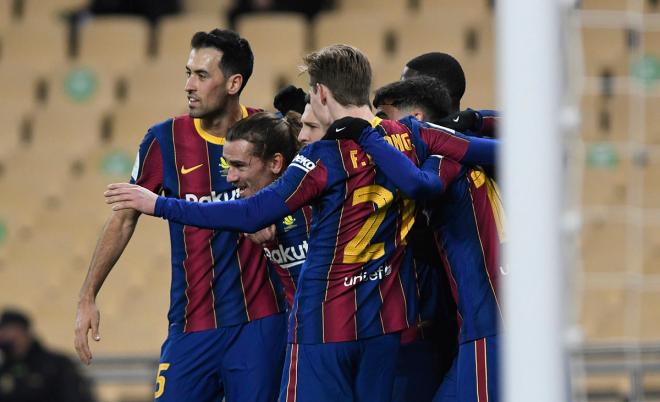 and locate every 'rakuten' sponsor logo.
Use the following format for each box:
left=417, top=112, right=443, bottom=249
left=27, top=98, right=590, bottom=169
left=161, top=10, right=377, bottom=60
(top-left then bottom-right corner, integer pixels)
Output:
left=184, top=189, right=240, bottom=203
left=264, top=241, right=308, bottom=268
